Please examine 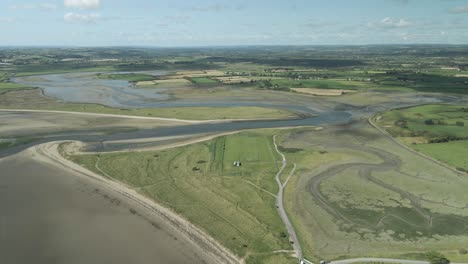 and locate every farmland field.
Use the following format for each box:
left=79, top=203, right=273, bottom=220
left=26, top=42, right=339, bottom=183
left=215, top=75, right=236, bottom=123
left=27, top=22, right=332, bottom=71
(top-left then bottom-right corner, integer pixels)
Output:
left=375, top=104, right=468, bottom=172
left=413, top=140, right=468, bottom=171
